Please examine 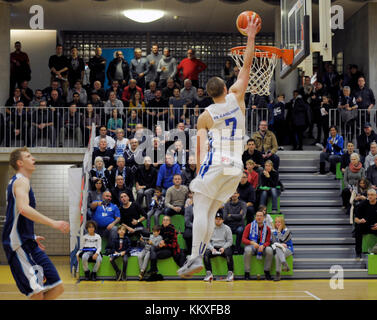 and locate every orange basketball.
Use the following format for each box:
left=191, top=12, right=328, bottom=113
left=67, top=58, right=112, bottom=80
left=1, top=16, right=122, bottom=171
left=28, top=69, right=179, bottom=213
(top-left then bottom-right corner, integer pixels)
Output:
left=236, top=11, right=262, bottom=36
